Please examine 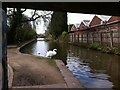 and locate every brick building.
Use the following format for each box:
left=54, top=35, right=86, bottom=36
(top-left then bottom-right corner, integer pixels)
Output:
left=78, top=20, right=90, bottom=30
left=107, top=16, right=120, bottom=31
left=89, top=15, right=104, bottom=27
left=70, top=24, right=77, bottom=31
